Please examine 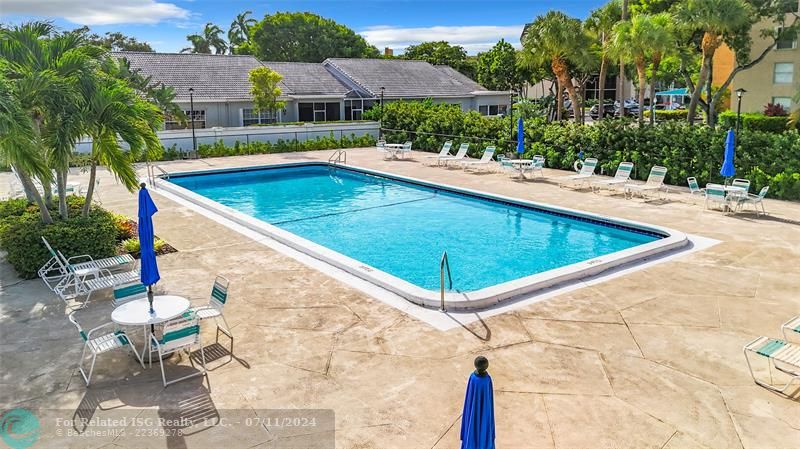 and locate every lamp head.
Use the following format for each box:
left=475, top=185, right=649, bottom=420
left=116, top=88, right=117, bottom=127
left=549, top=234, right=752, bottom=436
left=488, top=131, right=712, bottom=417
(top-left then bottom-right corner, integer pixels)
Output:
left=735, top=88, right=746, bottom=99
left=188, top=87, right=194, bottom=94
